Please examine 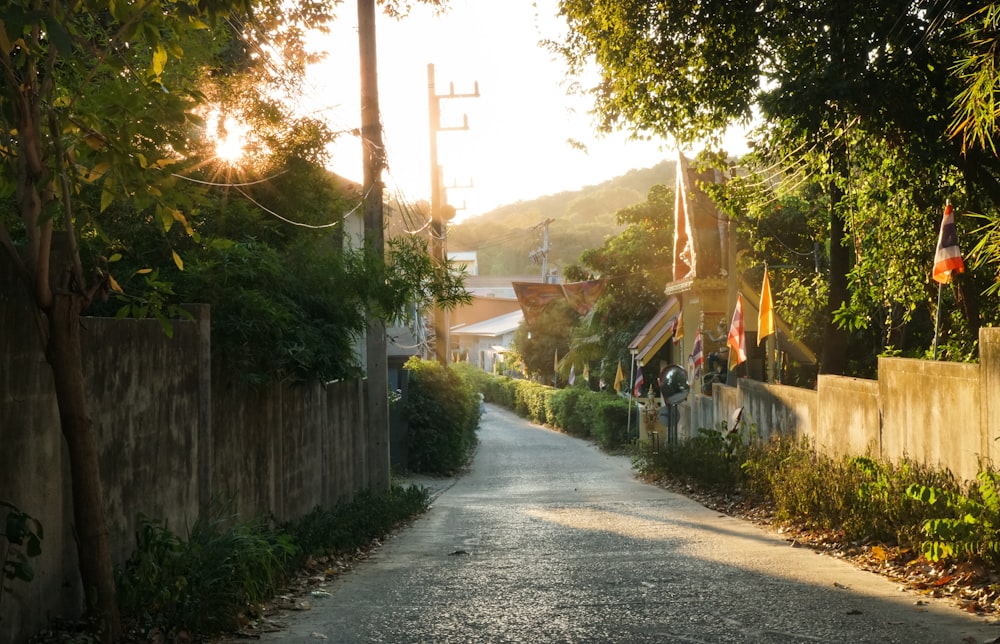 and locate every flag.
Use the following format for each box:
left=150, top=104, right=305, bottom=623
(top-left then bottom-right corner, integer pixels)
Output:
left=657, top=363, right=668, bottom=388
left=728, top=294, right=747, bottom=369
left=613, top=361, right=624, bottom=394
left=690, top=328, right=704, bottom=381
left=672, top=314, right=684, bottom=343
left=554, top=349, right=559, bottom=372
left=633, top=370, right=645, bottom=397
left=583, top=363, right=590, bottom=382
left=568, top=364, right=575, bottom=385
left=933, top=202, right=965, bottom=284
left=758, top=269, right=775, bottom=346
